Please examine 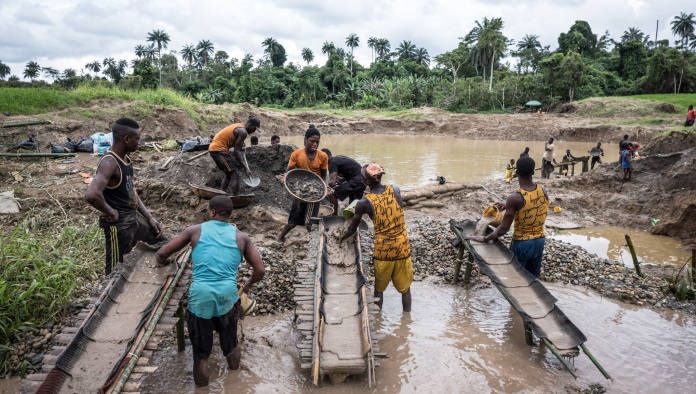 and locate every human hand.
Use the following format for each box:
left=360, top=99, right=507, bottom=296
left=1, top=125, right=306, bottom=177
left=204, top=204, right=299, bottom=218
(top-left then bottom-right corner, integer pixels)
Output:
left=493, top=202, right=505, bottom=211
left=326, top=186, right=334, bottom=196
left=466, top=235, right=486, bottom=243
left=238, top=278, right=250, bottom=293
left=148, top=217, right=162, bottom=236
left=104, top=208, right=119, bottom=223
left=275, top=174, right=285, bottom=184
